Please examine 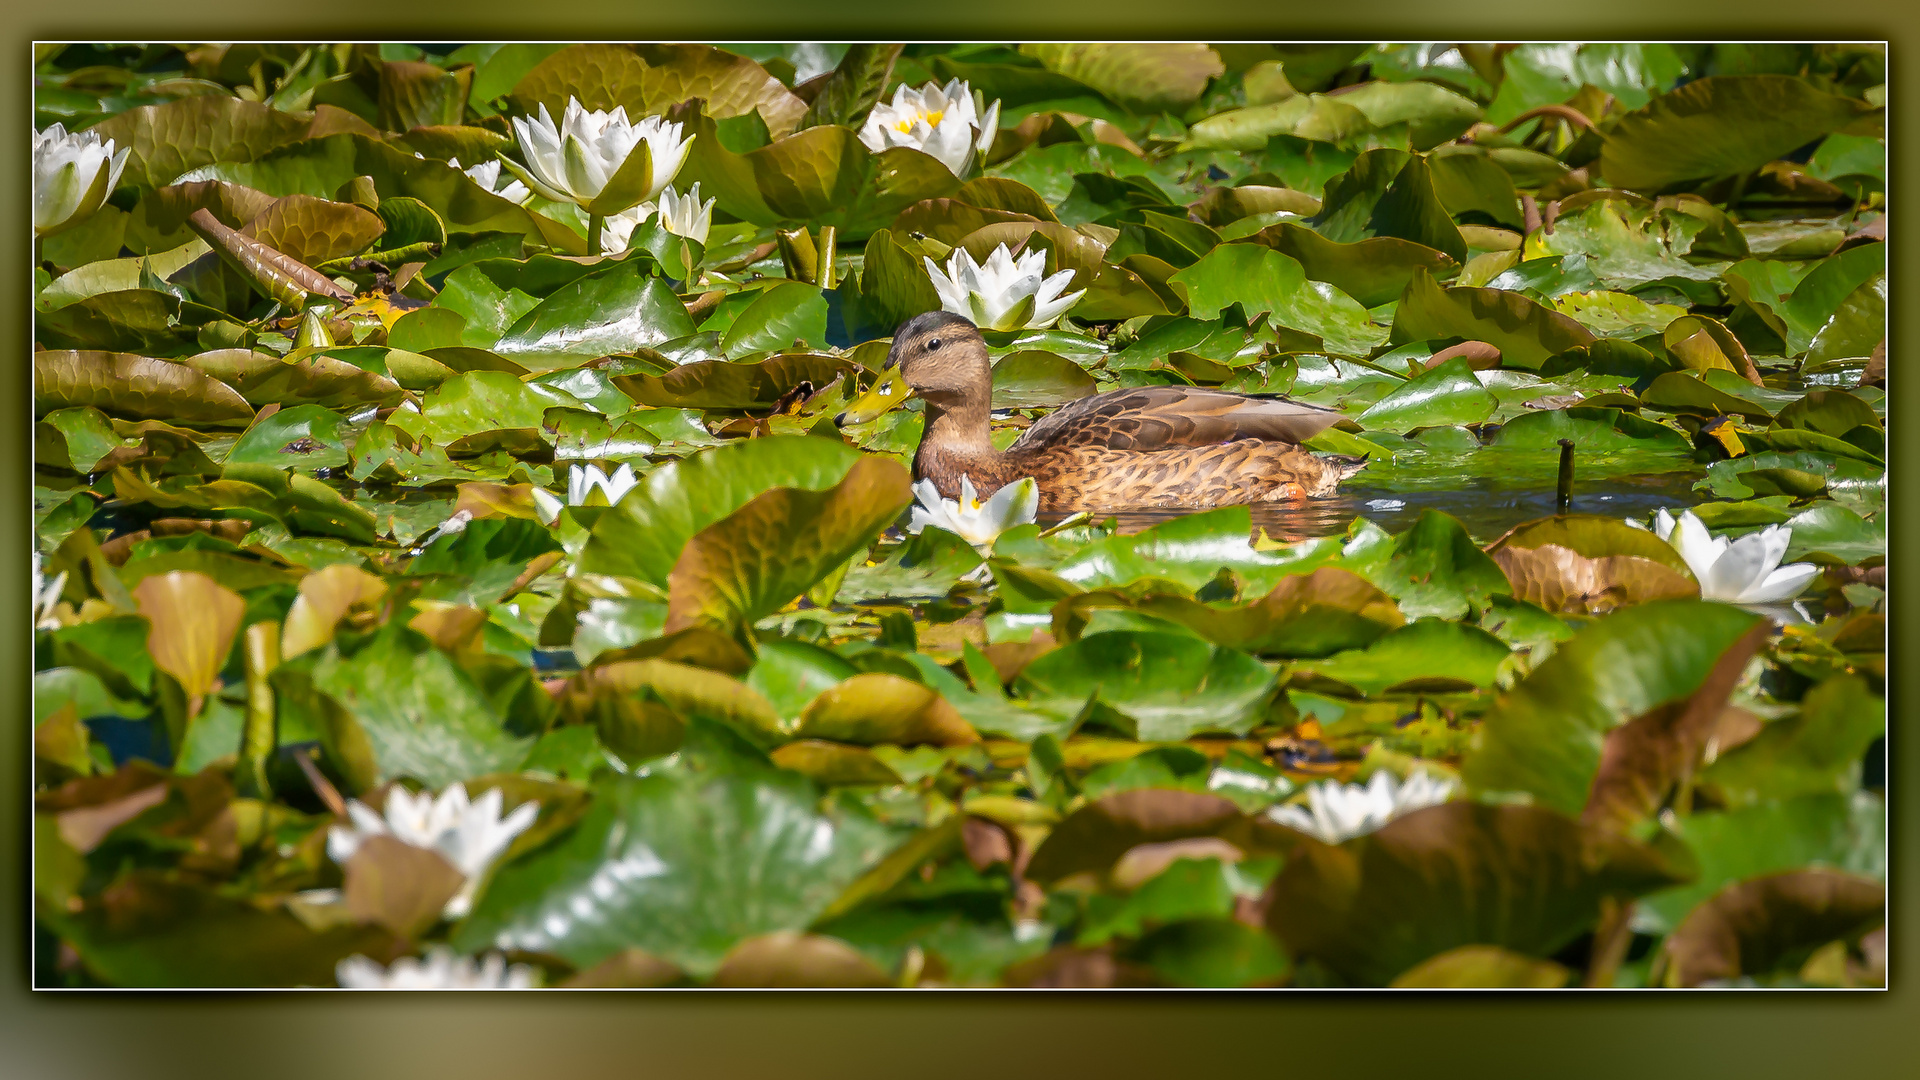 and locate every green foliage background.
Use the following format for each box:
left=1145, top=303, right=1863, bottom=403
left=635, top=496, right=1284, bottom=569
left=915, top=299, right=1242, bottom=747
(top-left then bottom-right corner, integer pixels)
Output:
left=23, top=37, right=1891, bottom=1005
